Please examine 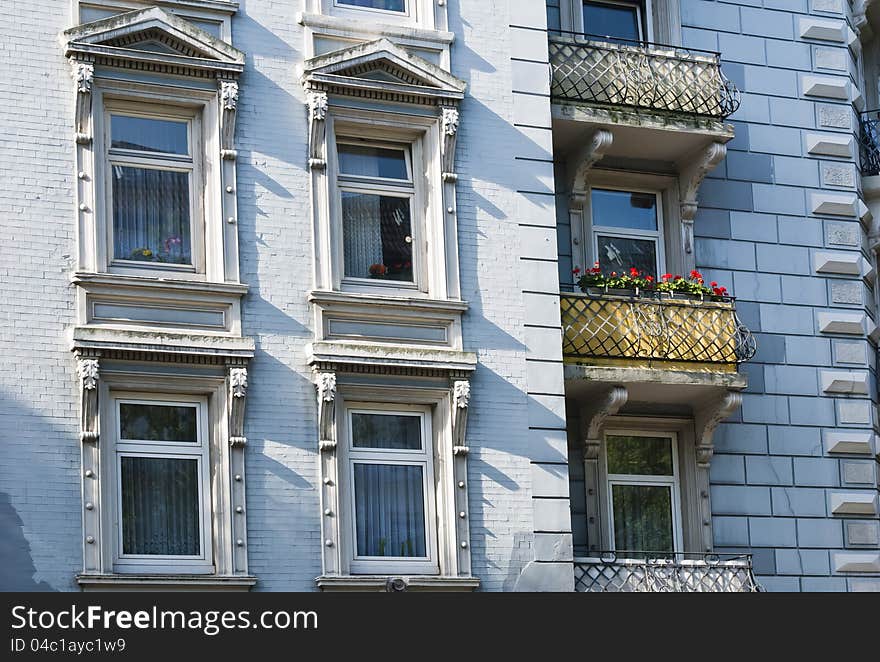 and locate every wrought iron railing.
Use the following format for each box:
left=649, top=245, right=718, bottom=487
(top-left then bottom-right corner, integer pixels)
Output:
left=858, top=109, right=880, bottom=176
left=574, top=552, right=762, bottom=592
left=549, top=31, right=741, bottom=119
left=560, top=290, right=756, bottom=365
